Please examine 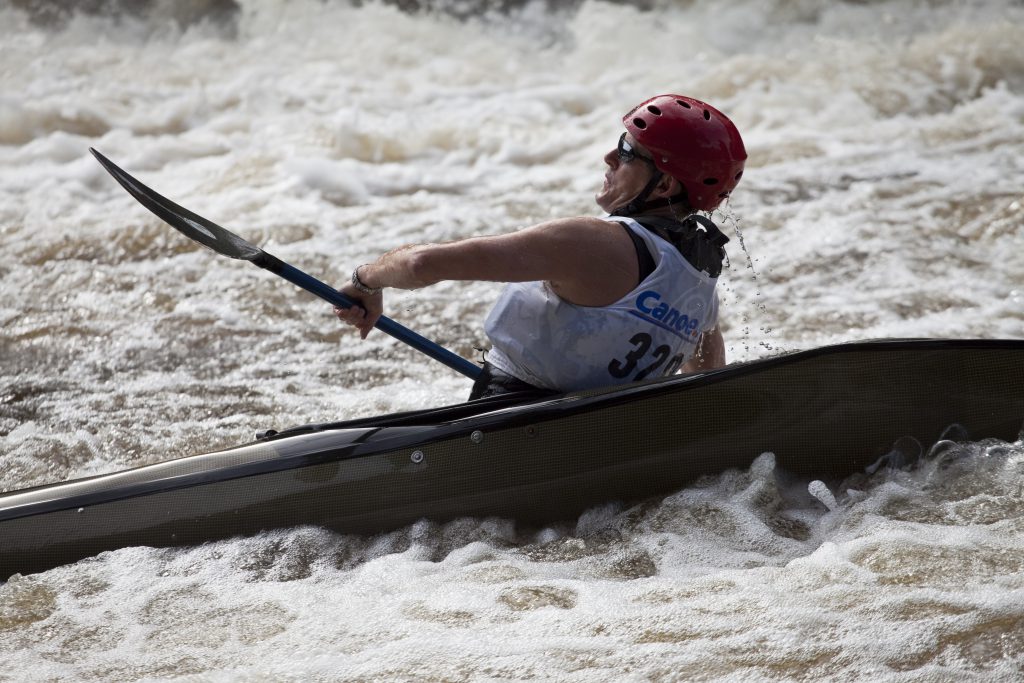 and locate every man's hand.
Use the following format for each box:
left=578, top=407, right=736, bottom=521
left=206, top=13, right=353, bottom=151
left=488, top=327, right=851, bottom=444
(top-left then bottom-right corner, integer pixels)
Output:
left=334, top=283, right=383, bottom=339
